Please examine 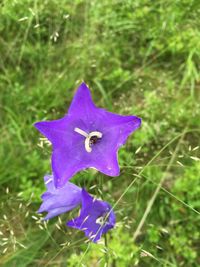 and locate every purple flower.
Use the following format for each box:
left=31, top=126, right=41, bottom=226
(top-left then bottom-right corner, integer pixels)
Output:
left=38, top=175, right=81, bottom=220
left=34, top=83, right=141, bottom=188
left=38, top=176, right=115, bottom=242
left=67, top=189, right=116, bottom=243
